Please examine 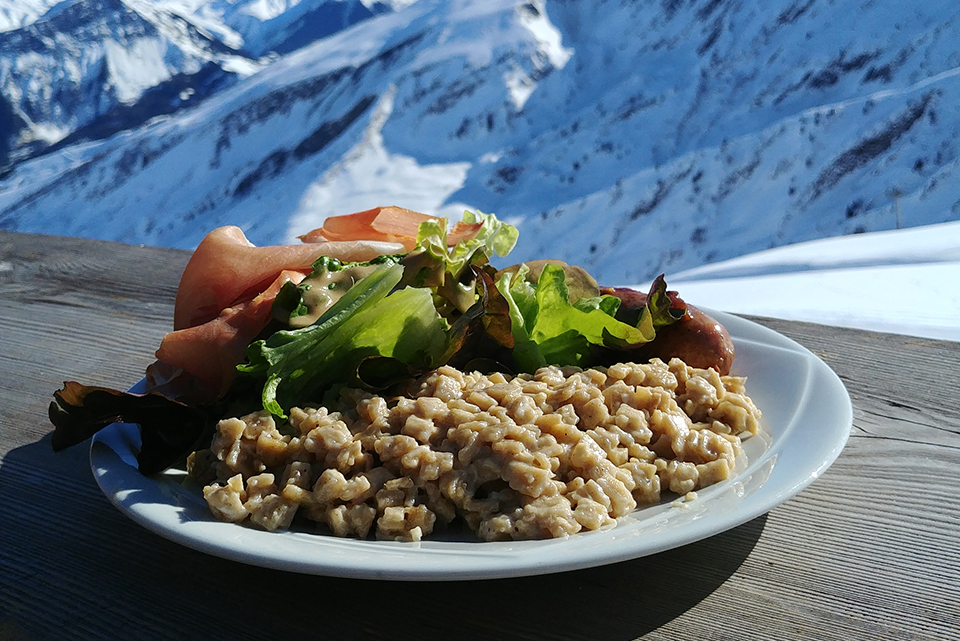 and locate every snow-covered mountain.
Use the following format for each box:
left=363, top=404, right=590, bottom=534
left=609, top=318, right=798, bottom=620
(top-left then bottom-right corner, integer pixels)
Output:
left=1, top=0, right=244, bottom=167
left=0, top=0, right=405, bottom=166
left=1, top=0, right=959, bottom=286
